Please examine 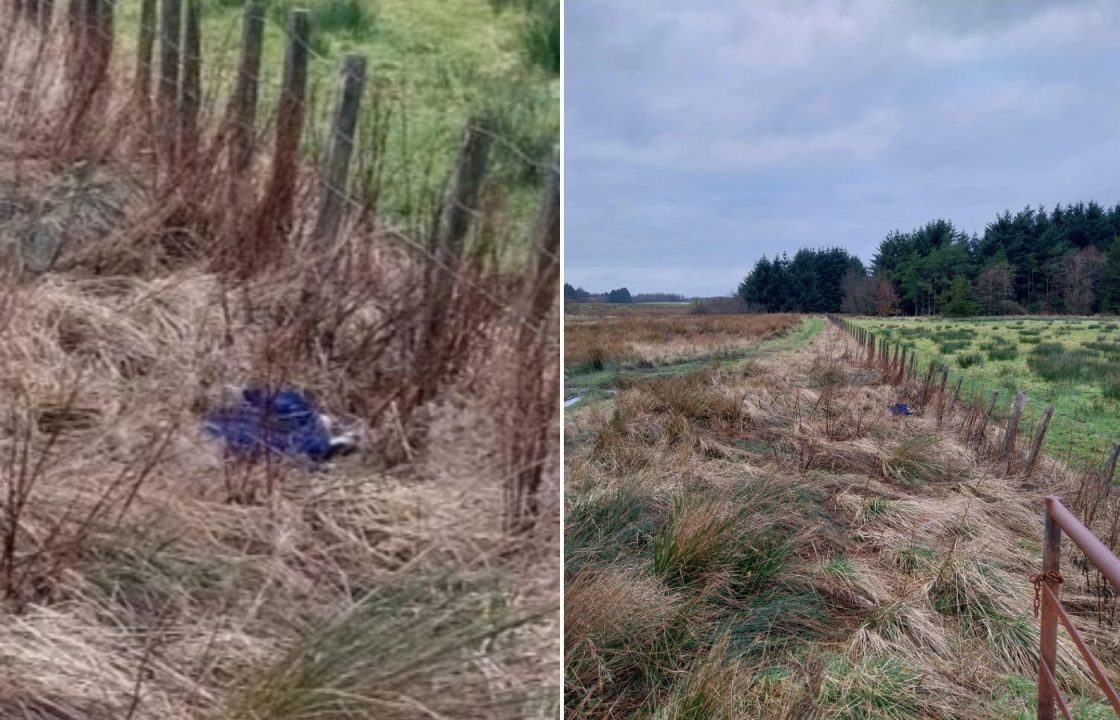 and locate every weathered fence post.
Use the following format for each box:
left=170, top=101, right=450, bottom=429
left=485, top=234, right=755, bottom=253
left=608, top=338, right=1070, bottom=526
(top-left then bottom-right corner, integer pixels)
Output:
left=1025, top=406, right=1054, bottom=478
left=434, top=118, right=492, bottom=259
left=179, top=0, right=201, bottom=152
left=1037, top=497, right=1061, bottom=720
left=158, top=0, right=182, bottom=162
left=1001, top=391, right=1026, bottom=459
left=896, top=346, right=908, bottom=384
left=951, top=376, right=964, bottom=409
left=922, top=362, right=935, bottom=403
left=134, top=0, right=156, bottom=104
left=908, top=352, right=917, bottom=381
left=257, top=8, right=310, bottom=244
left=976, top=390, right=999, bottom=444
left=313, top=53, right=368, bottom=242
left=227, top=0, right=264, bottom=177
left=1102, top=444, right=1120, bottom=494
